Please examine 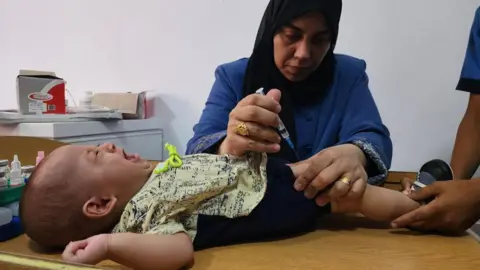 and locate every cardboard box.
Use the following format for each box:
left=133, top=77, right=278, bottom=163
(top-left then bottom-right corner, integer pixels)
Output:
left=16, top=70, right=66, bottom=115
left=91, top=92, right=147, bottom=119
